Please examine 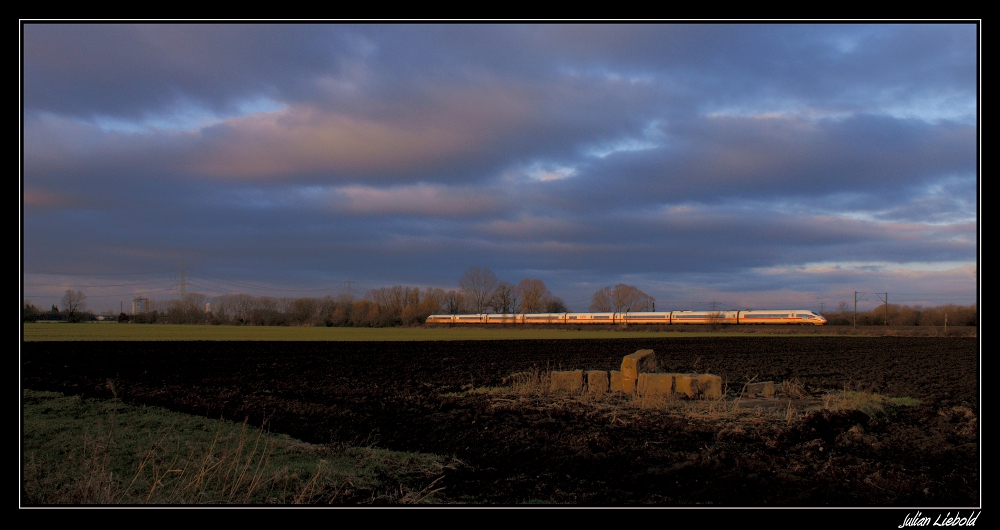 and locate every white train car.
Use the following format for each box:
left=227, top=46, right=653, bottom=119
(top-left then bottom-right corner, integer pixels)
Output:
left=738, top=310, right=826, bottom=325
left=521, top=313, right=568, bottom=324
left=620, top=312, right=672, bottom=324
left=486, top=313, right=521, bottom=324
left=669, top=311, right=740, bottom=325
left=565, top=313, right=617, bottom=324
